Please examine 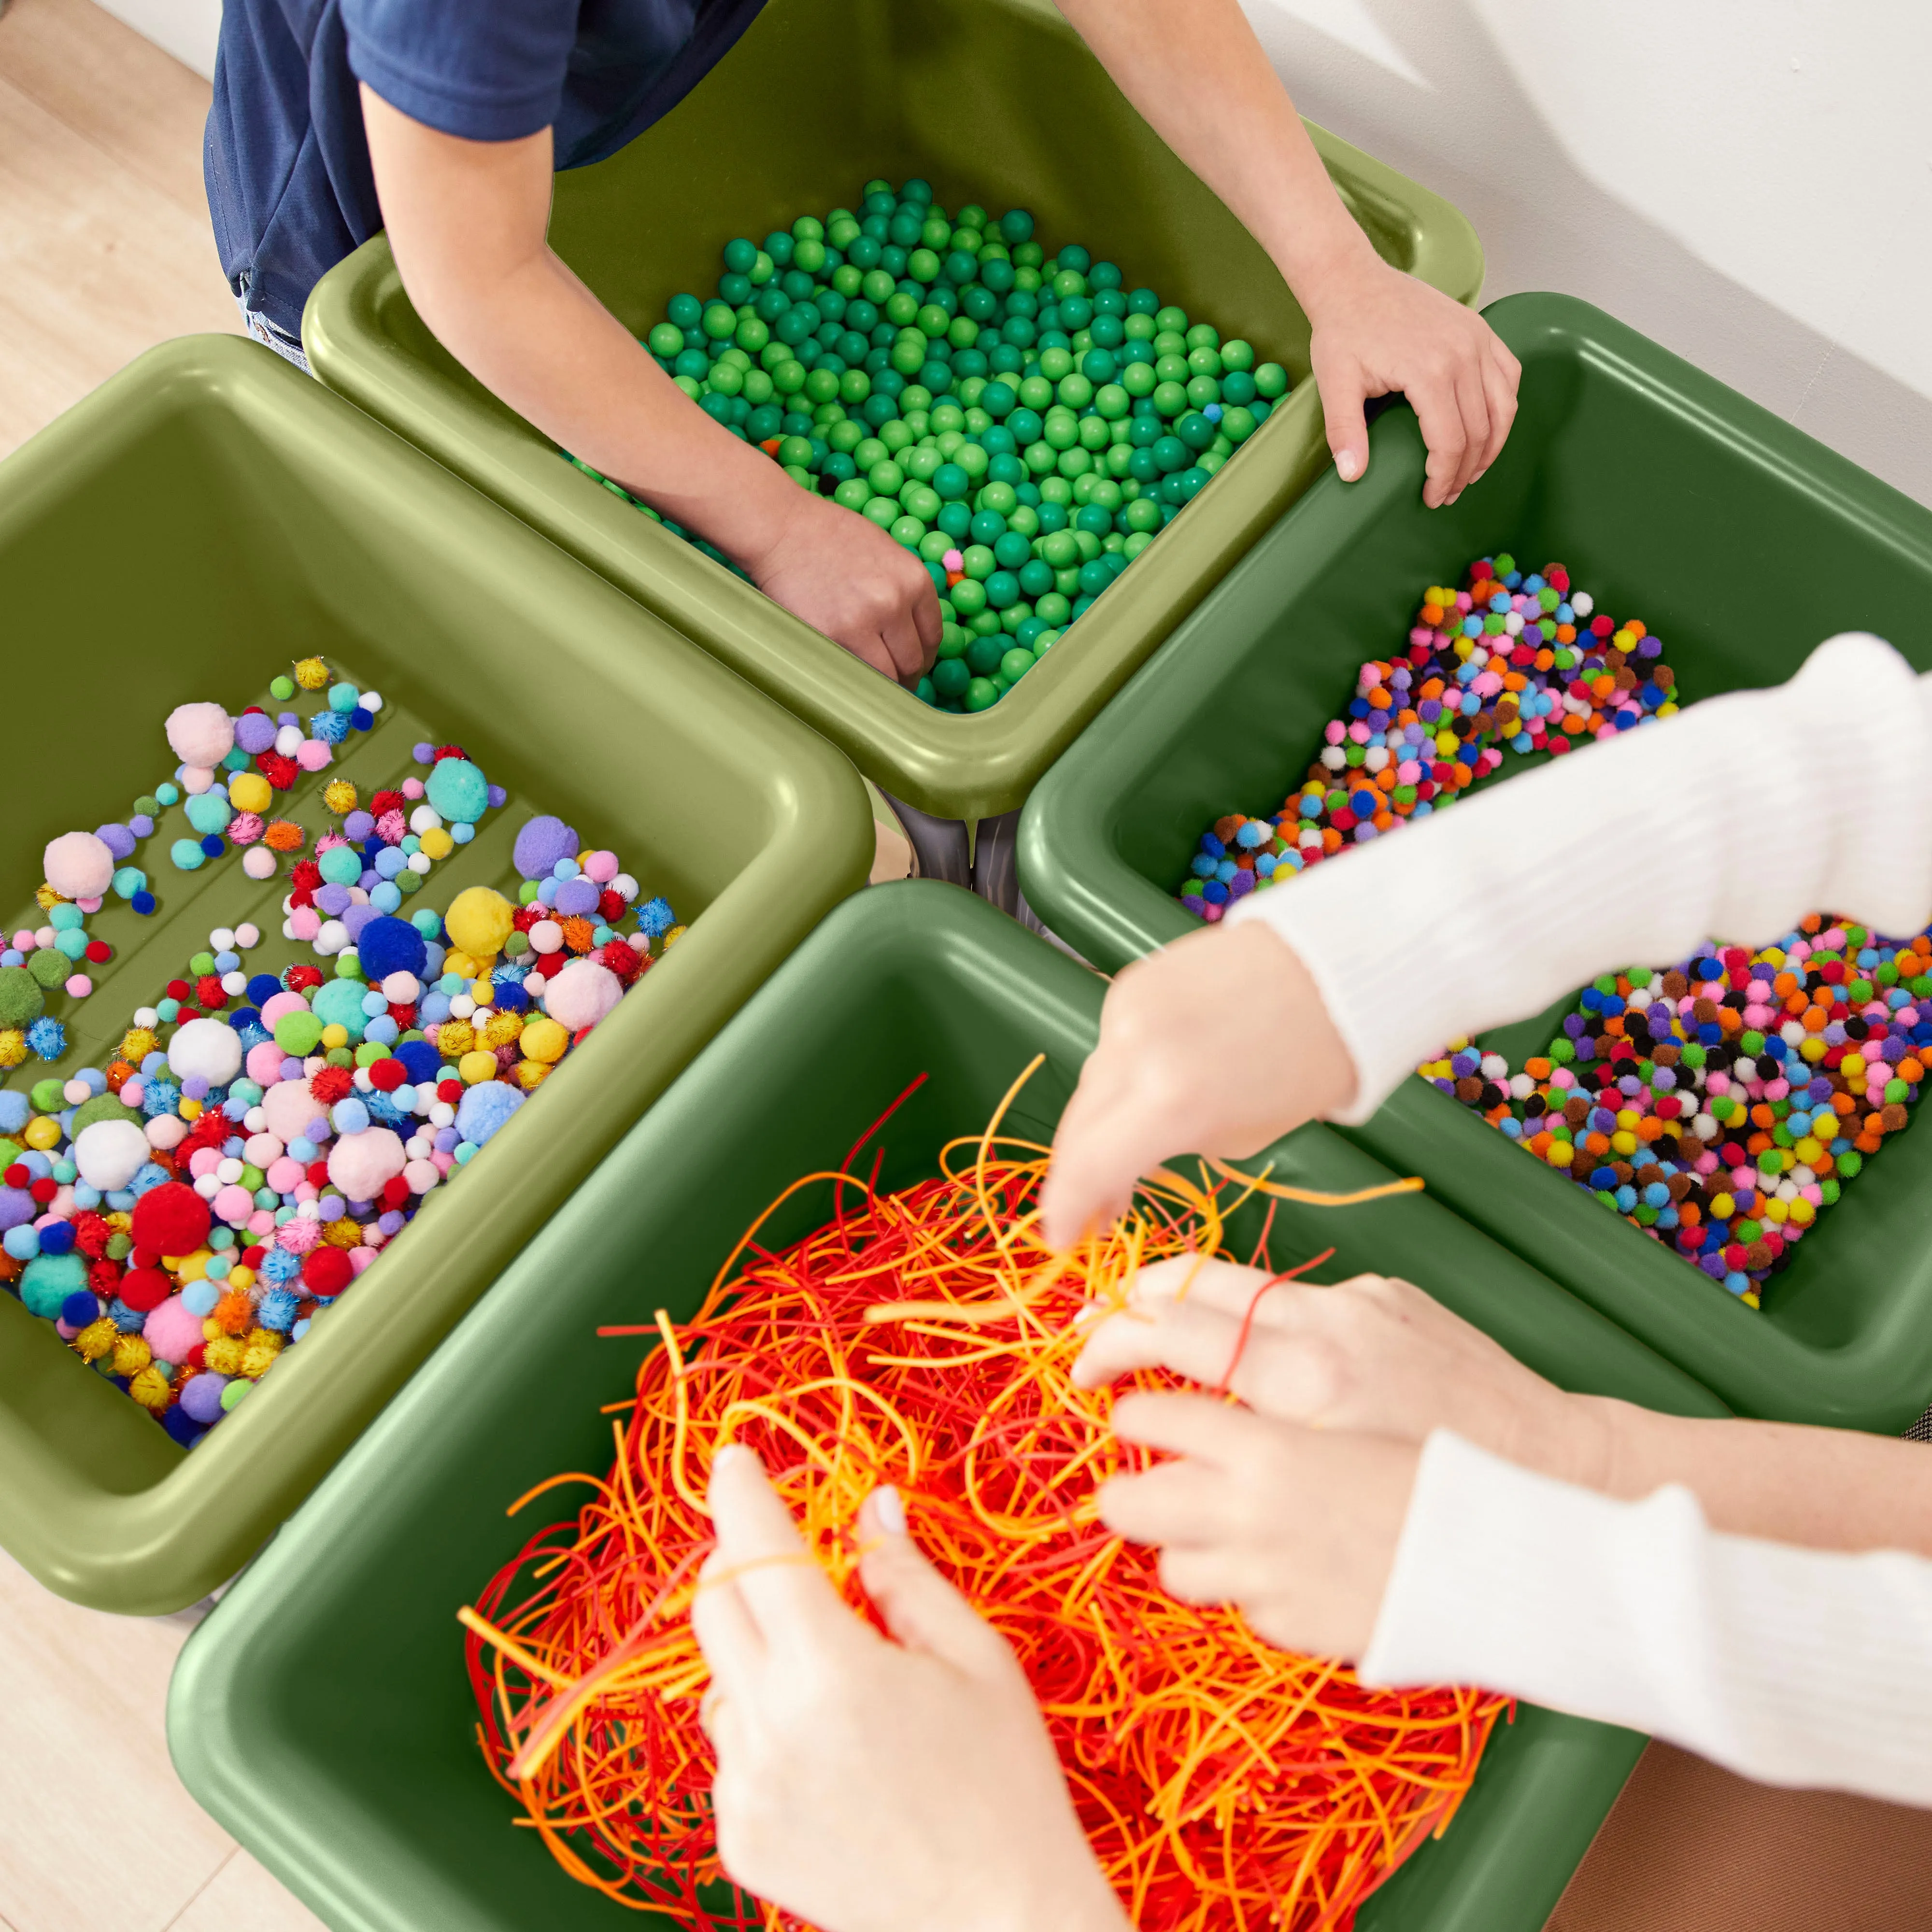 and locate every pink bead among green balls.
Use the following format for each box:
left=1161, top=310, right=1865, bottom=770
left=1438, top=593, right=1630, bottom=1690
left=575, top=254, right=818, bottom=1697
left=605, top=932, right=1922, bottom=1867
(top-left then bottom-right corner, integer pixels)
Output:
left=563, top=176, right=1291, bottom=712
